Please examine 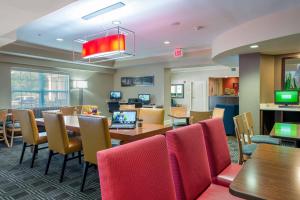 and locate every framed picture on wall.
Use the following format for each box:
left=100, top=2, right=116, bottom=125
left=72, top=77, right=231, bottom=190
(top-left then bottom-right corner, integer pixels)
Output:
left=282, top=57, right=300, bottom=90
left=171, top=84, right=184, bottom=98
left=121, top=76, right=154, bottom=87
